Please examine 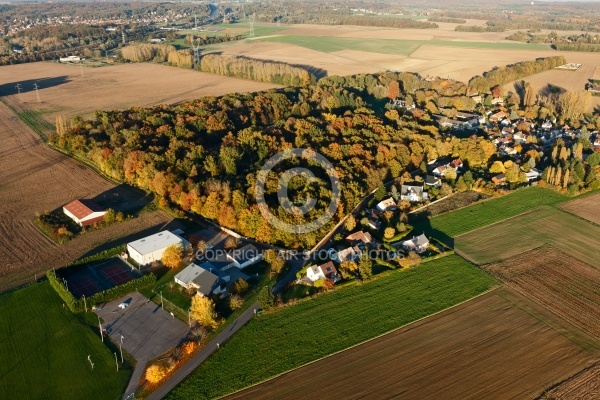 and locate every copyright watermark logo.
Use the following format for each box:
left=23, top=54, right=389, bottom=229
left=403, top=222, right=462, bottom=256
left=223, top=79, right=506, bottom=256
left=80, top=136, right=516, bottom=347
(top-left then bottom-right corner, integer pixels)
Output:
left=255, top=148, right=341, bottom=234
